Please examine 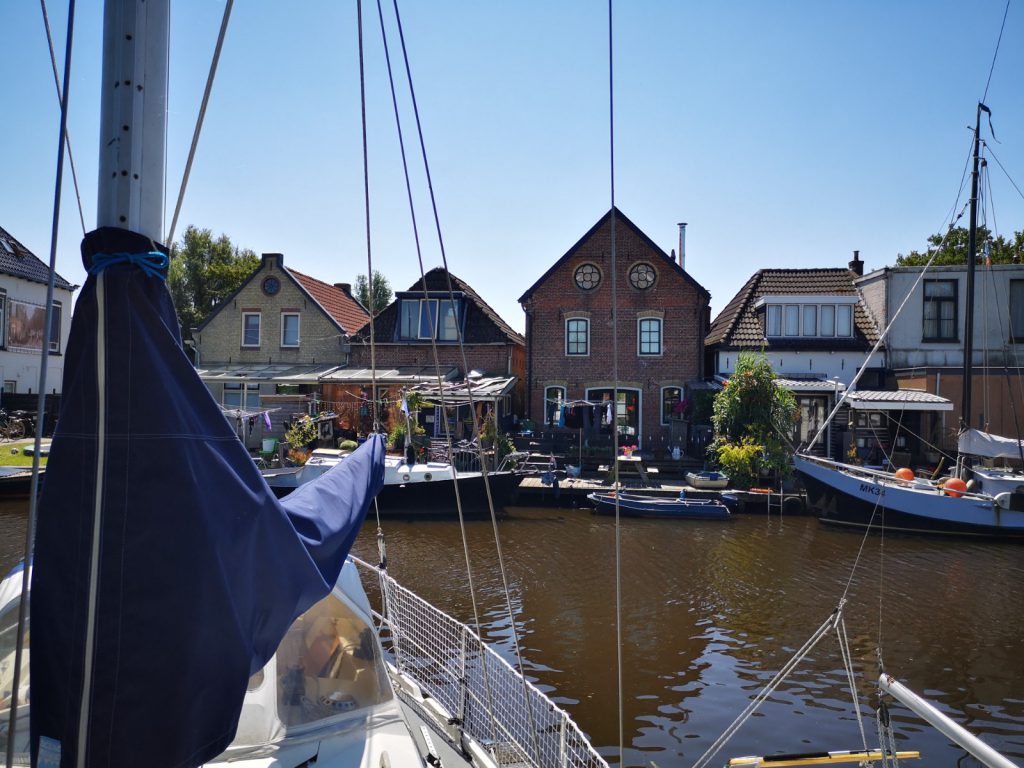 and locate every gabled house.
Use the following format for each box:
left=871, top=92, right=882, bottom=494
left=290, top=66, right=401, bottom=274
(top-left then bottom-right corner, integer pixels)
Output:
left=518, top=207, right=711, bottom=451
left=194, top=252, right=369, bottom=444
left=326, top=267, right=526, bottom=438
left=0, top=226, right=77, bottom=404
left=705, top=253, right=888, bottom=456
